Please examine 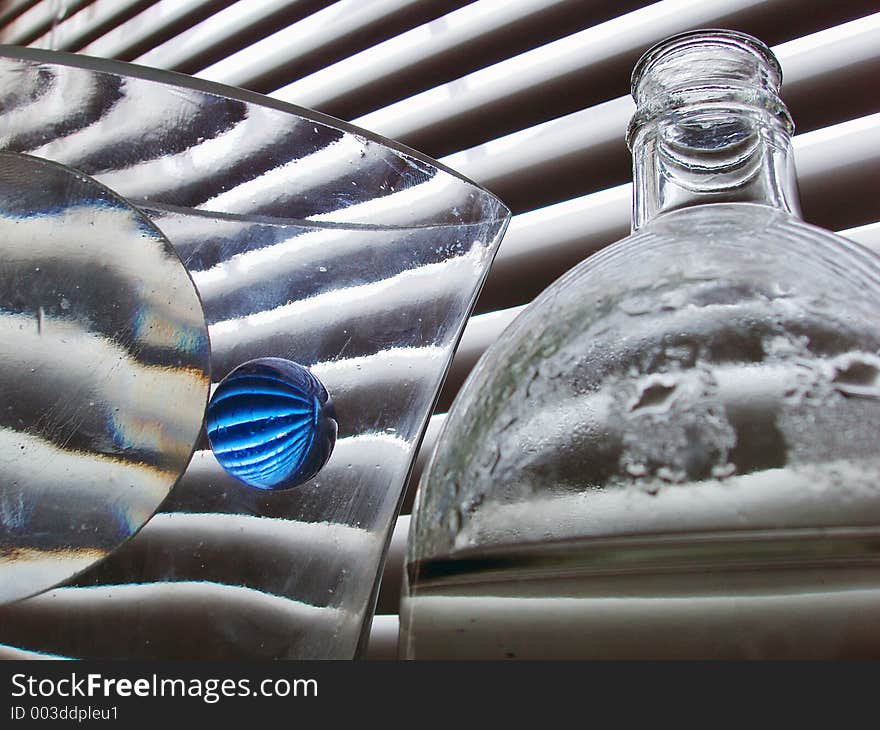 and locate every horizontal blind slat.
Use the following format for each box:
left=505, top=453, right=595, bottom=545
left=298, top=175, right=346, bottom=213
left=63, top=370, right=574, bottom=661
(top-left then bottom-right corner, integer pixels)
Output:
left=269, top=0, right=651, bottom=119
left=352, top=0, right=879, bottom=157
left=28, top=0, right=159, bottom=51
left=399, top=414, right=447, bottom=515
left=374, top=515, right=410, bottom=616
left=0, top=0, right=93, bottom=45
left=192, top=0, right=473, bottom=93
left=77, top=0, right=236, bottom=60
left=132, top=0, right=336, bottom=74
left=364, top=615, right=400, bottom=659
left=842, top=223, right=880, bottom=251
left=0, top=0, right=40, bottom=29
left=439, top=12, right=880, bottom=214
